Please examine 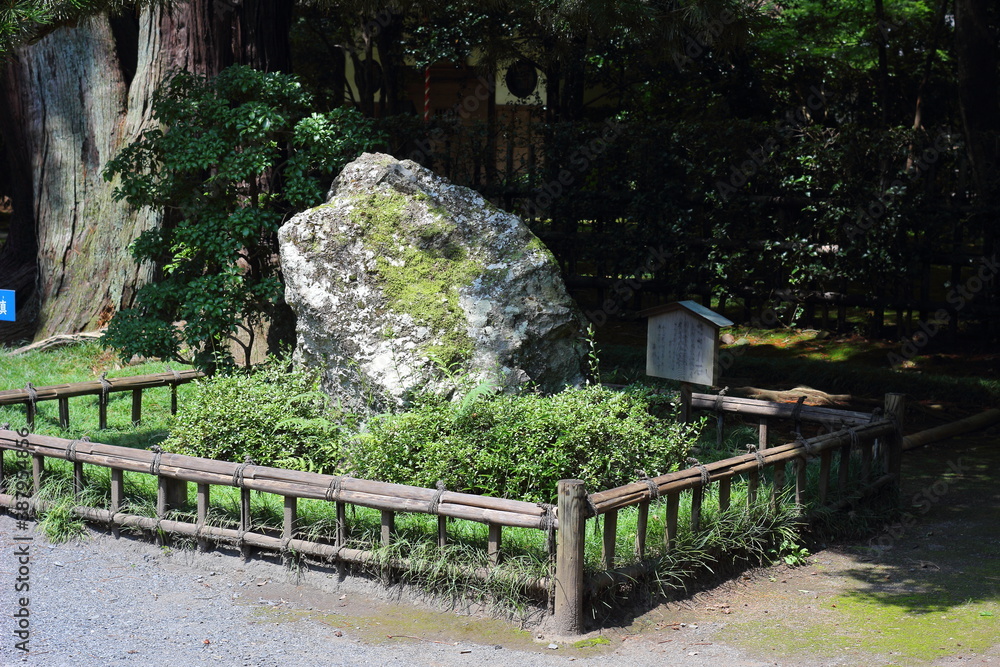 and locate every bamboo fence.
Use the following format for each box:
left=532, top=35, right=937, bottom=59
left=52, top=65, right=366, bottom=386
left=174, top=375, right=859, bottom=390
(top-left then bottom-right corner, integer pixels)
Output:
left=0, top=374, right=905, bottom=636
left=688, top=389, right=873, bottom=450
left=0, top=370, right=204, bottom=429
left=551, top=392, right=905, bottom=635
